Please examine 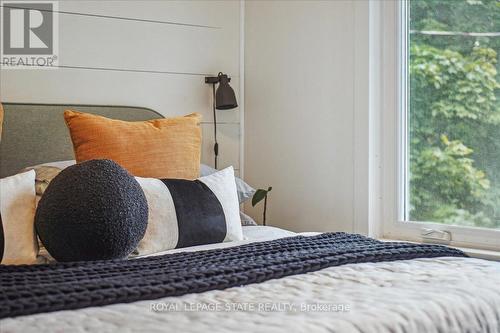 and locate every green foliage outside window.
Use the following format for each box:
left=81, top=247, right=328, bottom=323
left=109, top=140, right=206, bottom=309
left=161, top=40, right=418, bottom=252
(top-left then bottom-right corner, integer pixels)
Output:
left=409, top=0, right=500, bottom=228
